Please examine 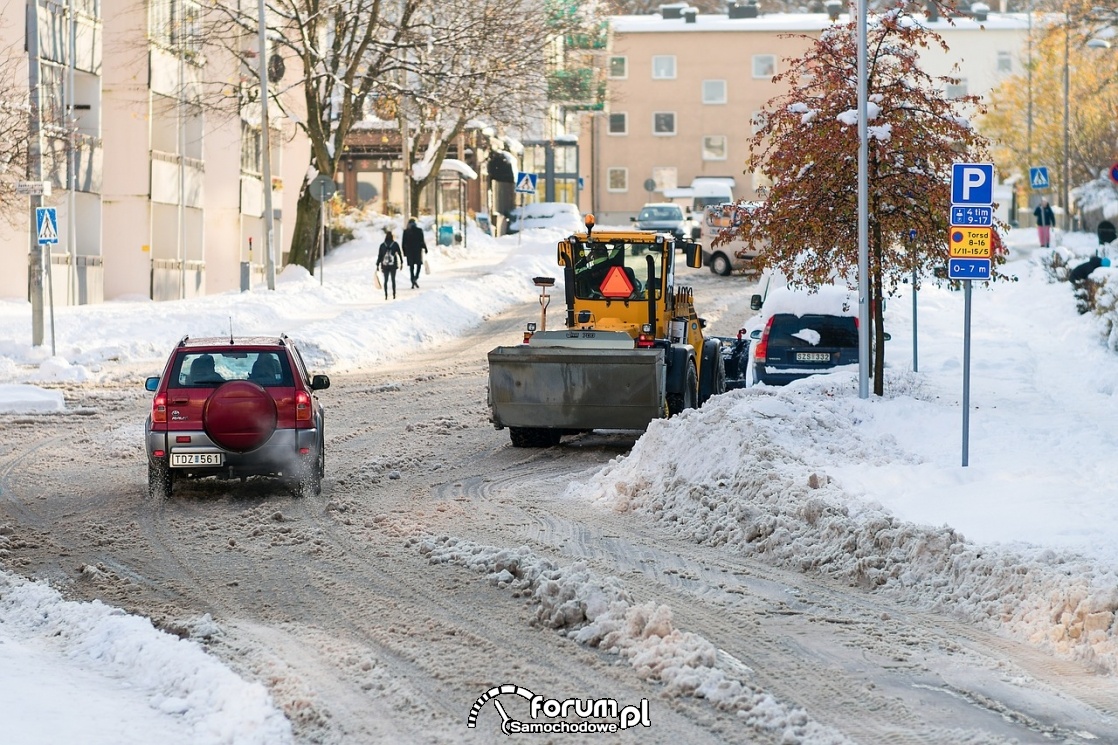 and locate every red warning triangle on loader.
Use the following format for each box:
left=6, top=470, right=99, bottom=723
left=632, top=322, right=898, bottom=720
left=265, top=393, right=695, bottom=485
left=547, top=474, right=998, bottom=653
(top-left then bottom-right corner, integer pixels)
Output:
left=599, top=265, right=634, bottom=298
